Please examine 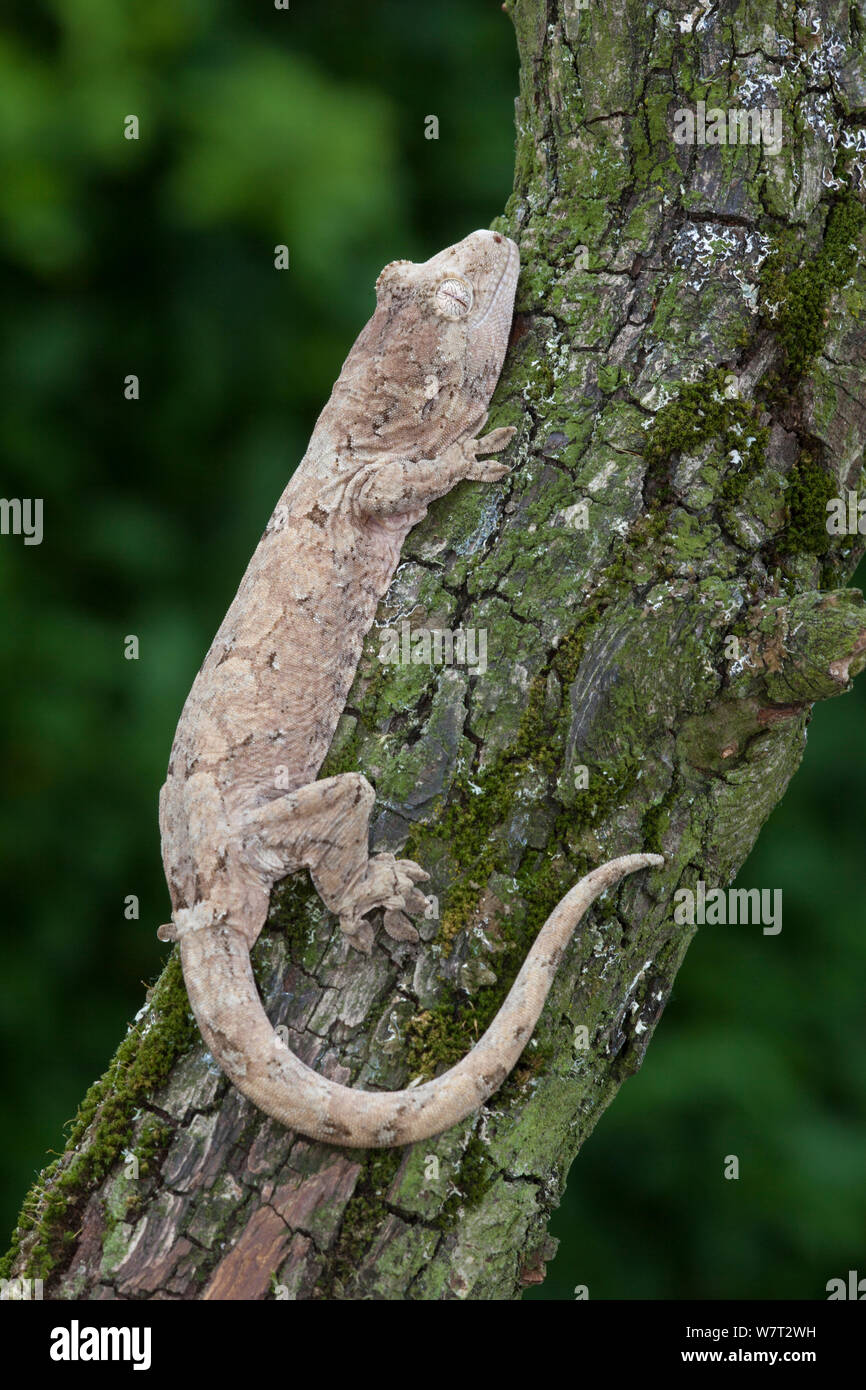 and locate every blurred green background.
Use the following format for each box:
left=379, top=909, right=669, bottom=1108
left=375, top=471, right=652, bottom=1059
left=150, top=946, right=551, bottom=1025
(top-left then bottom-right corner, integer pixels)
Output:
left=1, top=0, right=863, bottom=1301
